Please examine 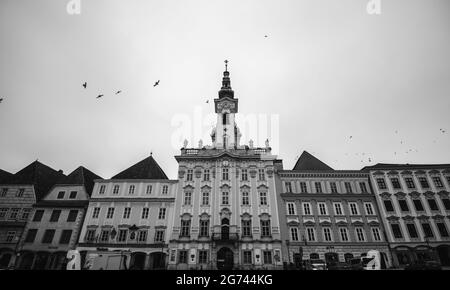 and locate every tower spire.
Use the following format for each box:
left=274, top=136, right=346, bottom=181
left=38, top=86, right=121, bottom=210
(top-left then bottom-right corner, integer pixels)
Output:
left=219, top=59, right=234, bottom=98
